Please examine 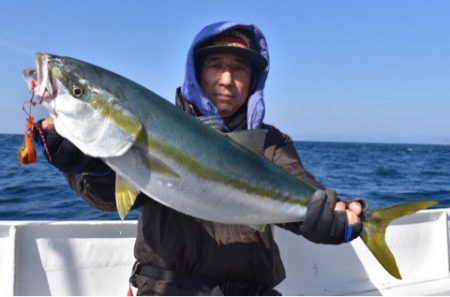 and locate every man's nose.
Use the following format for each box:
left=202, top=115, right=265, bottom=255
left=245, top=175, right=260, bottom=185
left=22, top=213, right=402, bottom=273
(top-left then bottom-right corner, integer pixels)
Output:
left=218, top=69, right=233, bottom=86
